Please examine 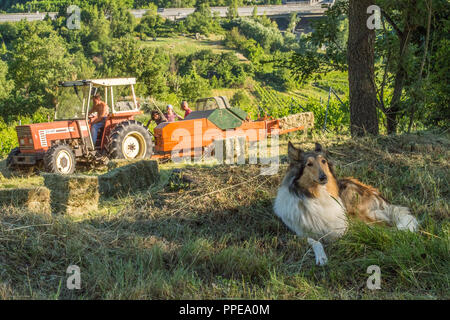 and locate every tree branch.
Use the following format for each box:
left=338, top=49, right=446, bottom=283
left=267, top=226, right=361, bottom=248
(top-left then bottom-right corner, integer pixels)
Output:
left=380, top=8, right=403, bottom=37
